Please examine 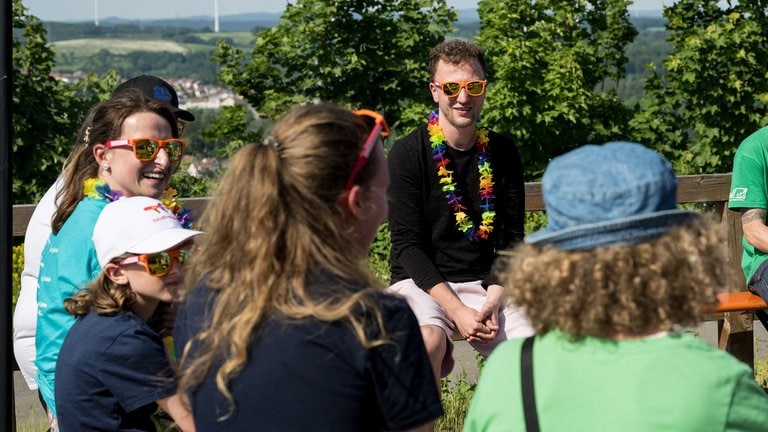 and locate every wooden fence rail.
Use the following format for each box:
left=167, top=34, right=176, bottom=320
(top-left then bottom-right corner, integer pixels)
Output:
left=9, top=173, right=743, bottom=290
left=12, top=173, right=764, bottom=366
